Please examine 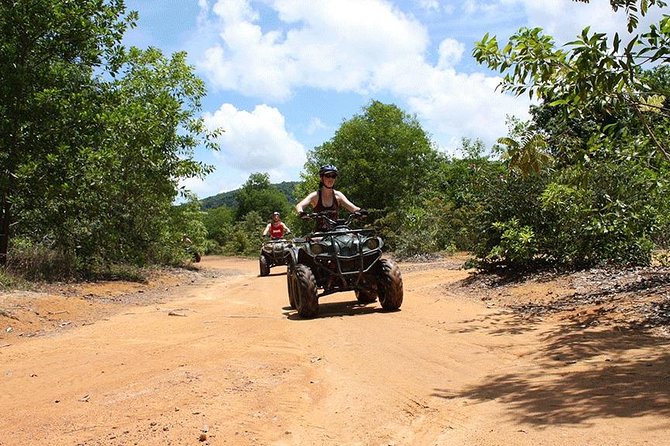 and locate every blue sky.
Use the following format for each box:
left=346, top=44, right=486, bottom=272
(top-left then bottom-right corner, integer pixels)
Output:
left=123, top=0, right=663, bottom=199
